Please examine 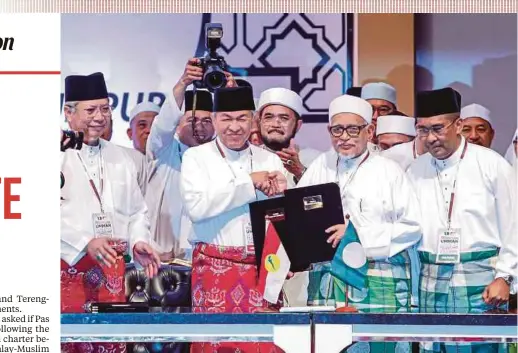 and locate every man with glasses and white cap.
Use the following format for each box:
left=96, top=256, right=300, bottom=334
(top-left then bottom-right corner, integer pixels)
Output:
left=407, top=87, right=517, bottom=353
left=460, top=103, right=495, bottom=148
left=361, top=82, right=398, bottom=152
left=297, top=93, right=421, bottom=353
left=256, top=87, right=320, bottom=188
